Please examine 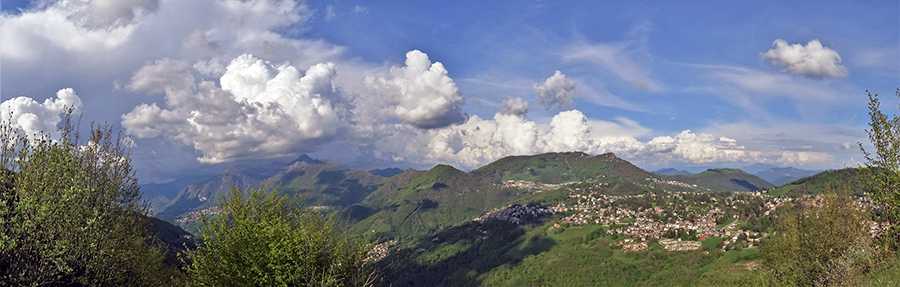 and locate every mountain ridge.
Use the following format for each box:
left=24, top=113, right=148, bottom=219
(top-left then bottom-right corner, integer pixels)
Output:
left=665, top=168, right=775, bottom=191
left=753, top=166, right=822, bottom=186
